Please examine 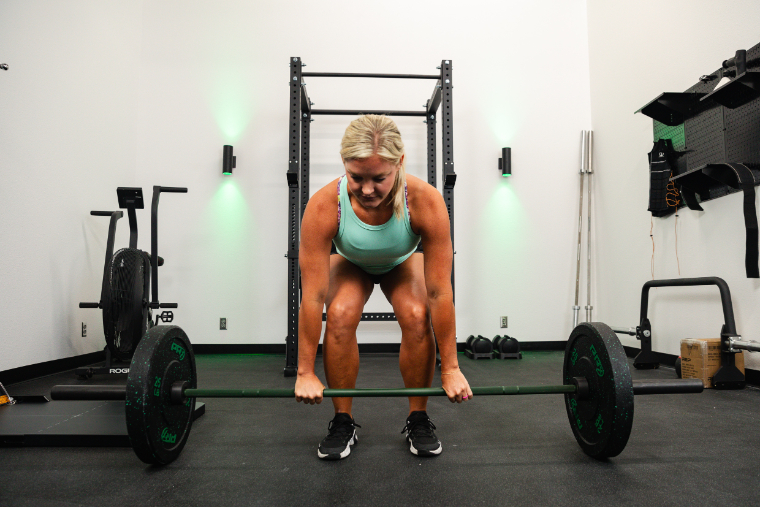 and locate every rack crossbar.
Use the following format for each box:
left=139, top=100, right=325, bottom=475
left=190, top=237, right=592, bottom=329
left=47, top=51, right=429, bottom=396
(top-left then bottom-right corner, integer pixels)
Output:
left=302, top=72, right=439, bottom=80
left=322, top=312, right=397, bottom=322
left=311, top=109, right=426, bottom=117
